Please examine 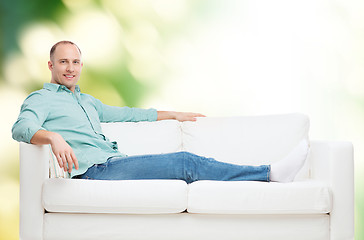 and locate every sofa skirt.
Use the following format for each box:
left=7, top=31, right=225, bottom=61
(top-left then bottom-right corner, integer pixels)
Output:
left=43, top=213, right=329, bottom=240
